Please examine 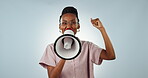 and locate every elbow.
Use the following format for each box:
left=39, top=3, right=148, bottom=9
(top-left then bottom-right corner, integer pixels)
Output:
left=104, top=55, right=116, bottom=60
left=105, top=49, right=116, bottom=60
left=106, top=57, right=115, bottom=60
left=109, top=55, right=116, bottom=60
left=102, top=50, right=116, bottom=60
left=110, top=56, right=116, bottom=60
left=107, top=53, right=116, bottom=60
left=108, top=51, right=116, bottom=60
